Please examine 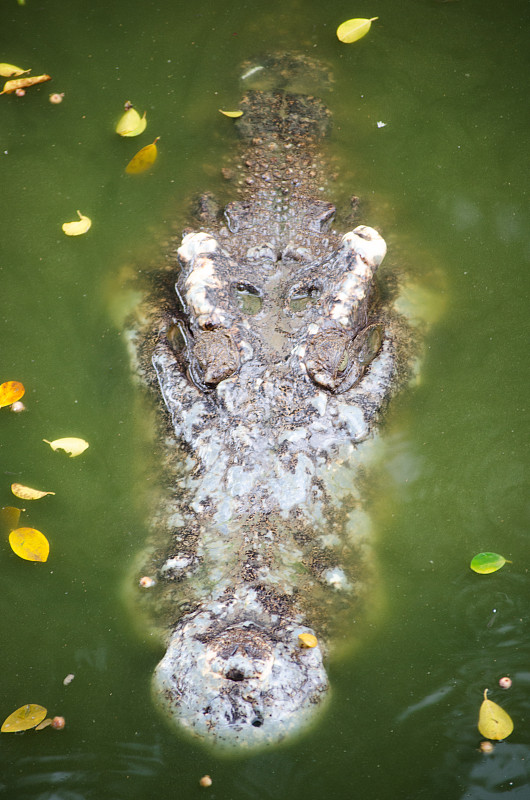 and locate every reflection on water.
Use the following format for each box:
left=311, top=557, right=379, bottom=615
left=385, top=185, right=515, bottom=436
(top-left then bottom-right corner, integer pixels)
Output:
left=396, top=684, right=456, bottom=723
